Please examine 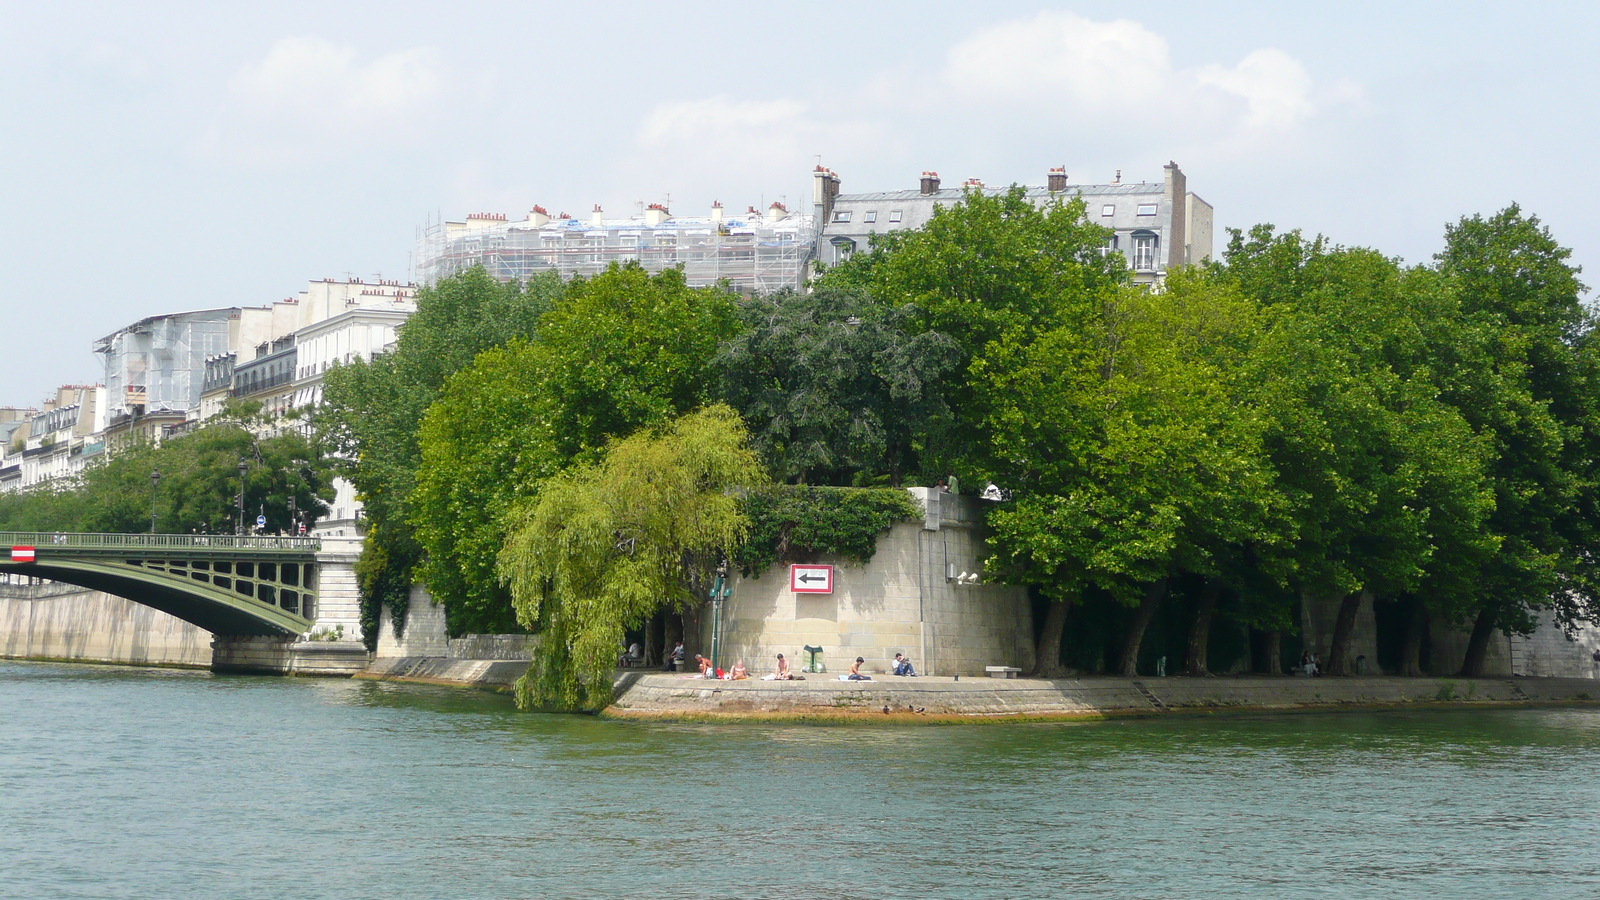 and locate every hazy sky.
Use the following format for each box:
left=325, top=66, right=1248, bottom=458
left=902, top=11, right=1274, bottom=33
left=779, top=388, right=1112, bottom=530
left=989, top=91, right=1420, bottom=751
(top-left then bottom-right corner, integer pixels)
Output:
left=3, top=2, right=1597, bottom=405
